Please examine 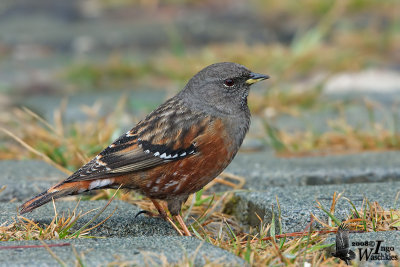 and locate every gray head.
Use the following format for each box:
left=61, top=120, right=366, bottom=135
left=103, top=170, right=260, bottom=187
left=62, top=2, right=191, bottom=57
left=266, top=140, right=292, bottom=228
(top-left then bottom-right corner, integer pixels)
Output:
left=178, top=62, right=269, bottom=116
